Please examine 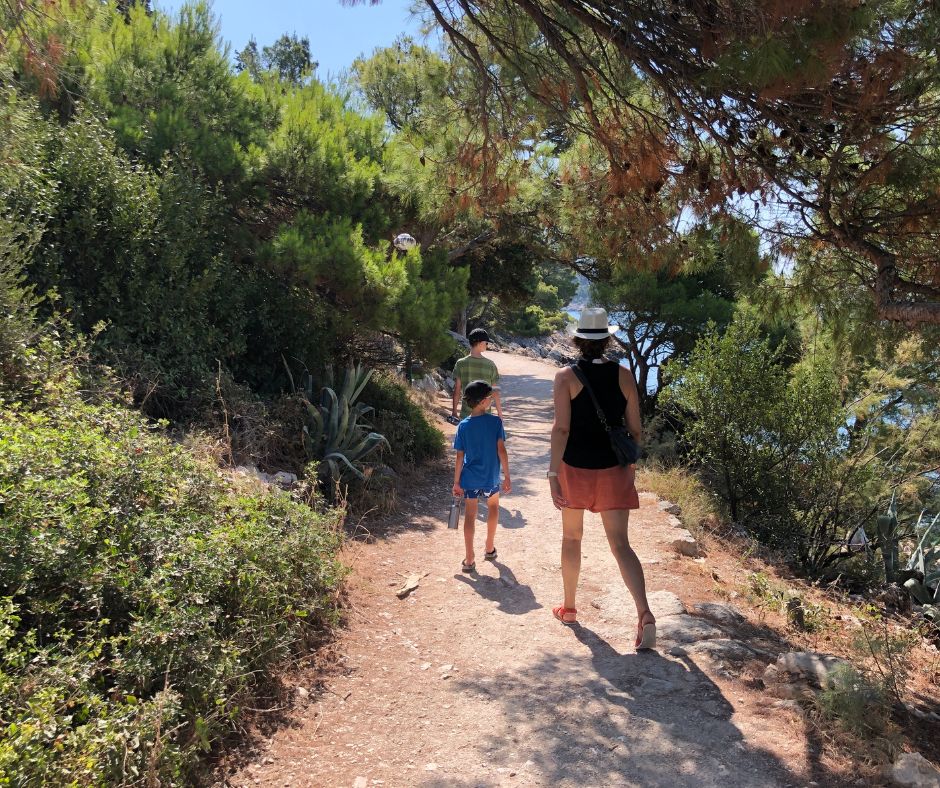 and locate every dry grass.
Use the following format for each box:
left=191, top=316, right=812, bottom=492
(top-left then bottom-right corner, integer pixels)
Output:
left=636, top=462, right=724, bottom=540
